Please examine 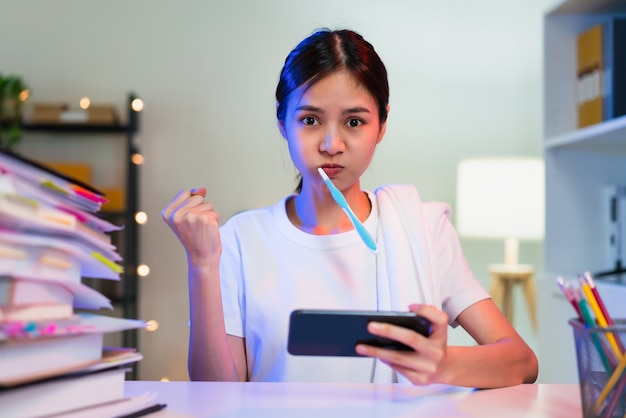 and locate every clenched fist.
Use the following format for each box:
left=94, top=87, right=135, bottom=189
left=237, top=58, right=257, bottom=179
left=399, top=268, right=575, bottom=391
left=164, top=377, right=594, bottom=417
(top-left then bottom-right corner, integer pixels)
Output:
left=162, top=187, right=222, bottom=266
